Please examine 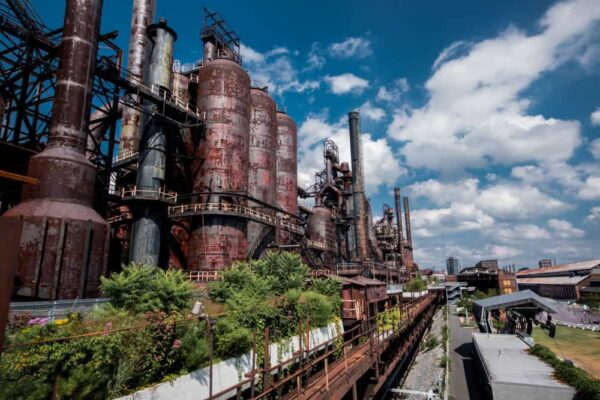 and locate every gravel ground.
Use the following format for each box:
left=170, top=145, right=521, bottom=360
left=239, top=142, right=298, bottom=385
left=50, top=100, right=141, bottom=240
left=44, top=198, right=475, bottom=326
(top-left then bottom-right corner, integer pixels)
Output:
left=400, top=308, right=446, bottom=399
